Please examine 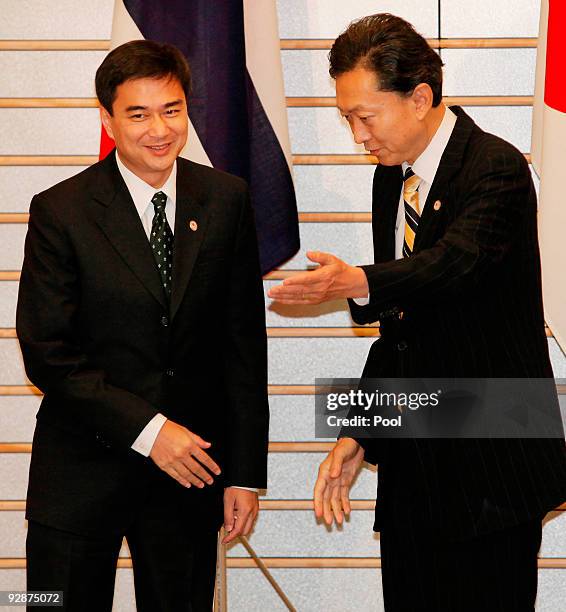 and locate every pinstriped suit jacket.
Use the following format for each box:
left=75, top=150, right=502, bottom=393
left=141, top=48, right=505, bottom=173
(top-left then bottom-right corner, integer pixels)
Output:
left=348, top=106, right=566, bottom=540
